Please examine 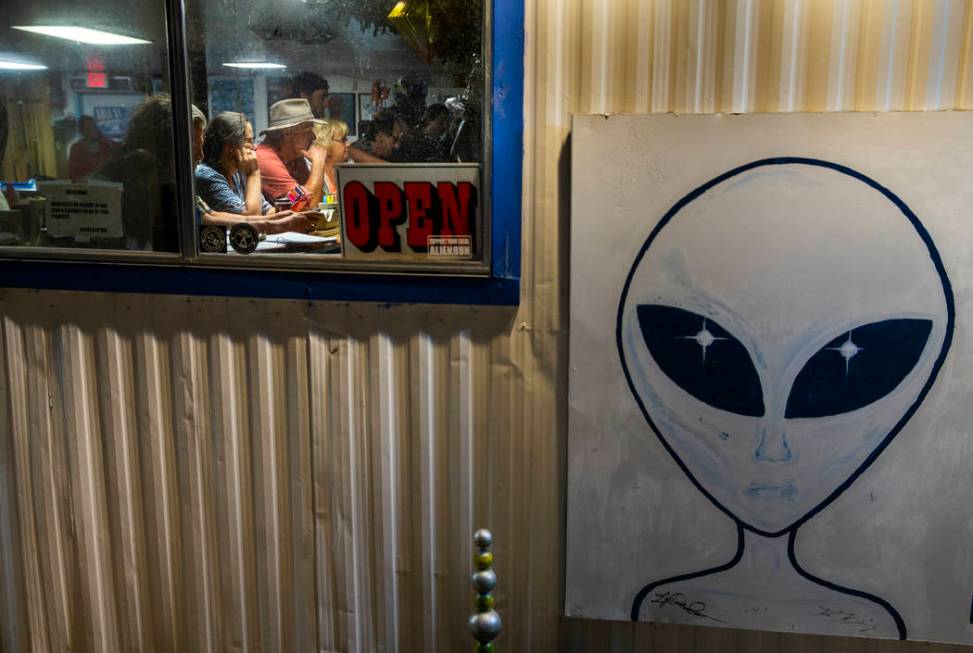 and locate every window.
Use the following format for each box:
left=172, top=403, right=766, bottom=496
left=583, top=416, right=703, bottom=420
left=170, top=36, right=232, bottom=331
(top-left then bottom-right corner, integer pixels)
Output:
left=1, top=0, right=178, bottom=253
left=0, top=0, right=522, bottom=304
